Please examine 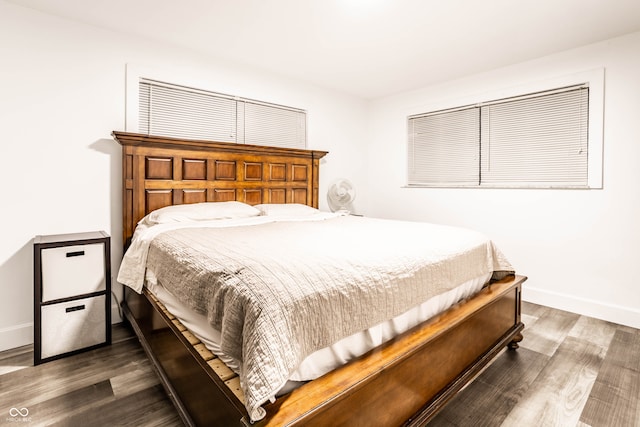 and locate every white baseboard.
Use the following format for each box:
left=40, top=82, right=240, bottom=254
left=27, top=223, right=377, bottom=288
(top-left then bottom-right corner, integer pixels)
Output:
left=0, top=323, right=33, bottom=352
left=1, top=303, right=123, bottom=353
left=523, top=285, right=640, bottom=329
